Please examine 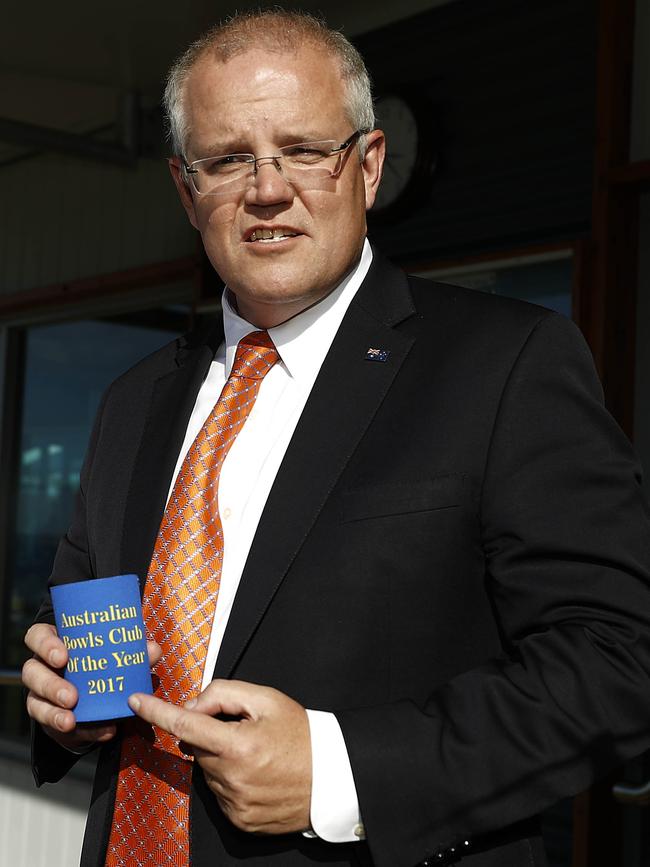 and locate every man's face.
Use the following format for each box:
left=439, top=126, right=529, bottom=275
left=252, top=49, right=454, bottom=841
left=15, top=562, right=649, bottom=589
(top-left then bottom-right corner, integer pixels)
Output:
left=170, top=45, right=385, bottom=327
